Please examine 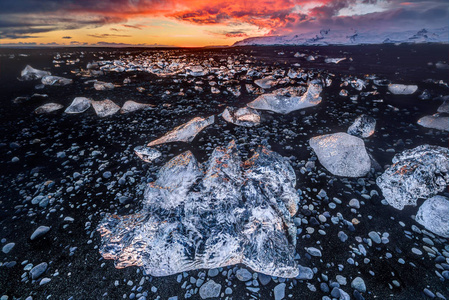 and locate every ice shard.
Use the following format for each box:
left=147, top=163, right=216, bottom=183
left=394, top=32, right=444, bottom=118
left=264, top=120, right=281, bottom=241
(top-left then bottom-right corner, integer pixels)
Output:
left=376, top=145, right=449, bottom=210
left=309, top=132, right=371, bottom=177
left=41, top=75, right=72, bottom=86
left=120, top=100, right=154, bottom=114
left=247, top=81, right=322, bottom=114
left=34, top=103, right=64, bottom=114
left=19, top=65, right=50, bottom=81
left=64, top=97, right=91, bottom=114
left=347, top=114, right=376, bottom=138
left=98, top=141, right=300, bottom=278
left=147, top=116, right=214, bottom=146
left=134, top=146, right=162, bottom=163
left=91, top=99, right=120, bottom=117
left=222, top=107, right=260, bottom=127
left=416, top=196, right=449, bottom=238
left=417, top=114, right=449, bottom=131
